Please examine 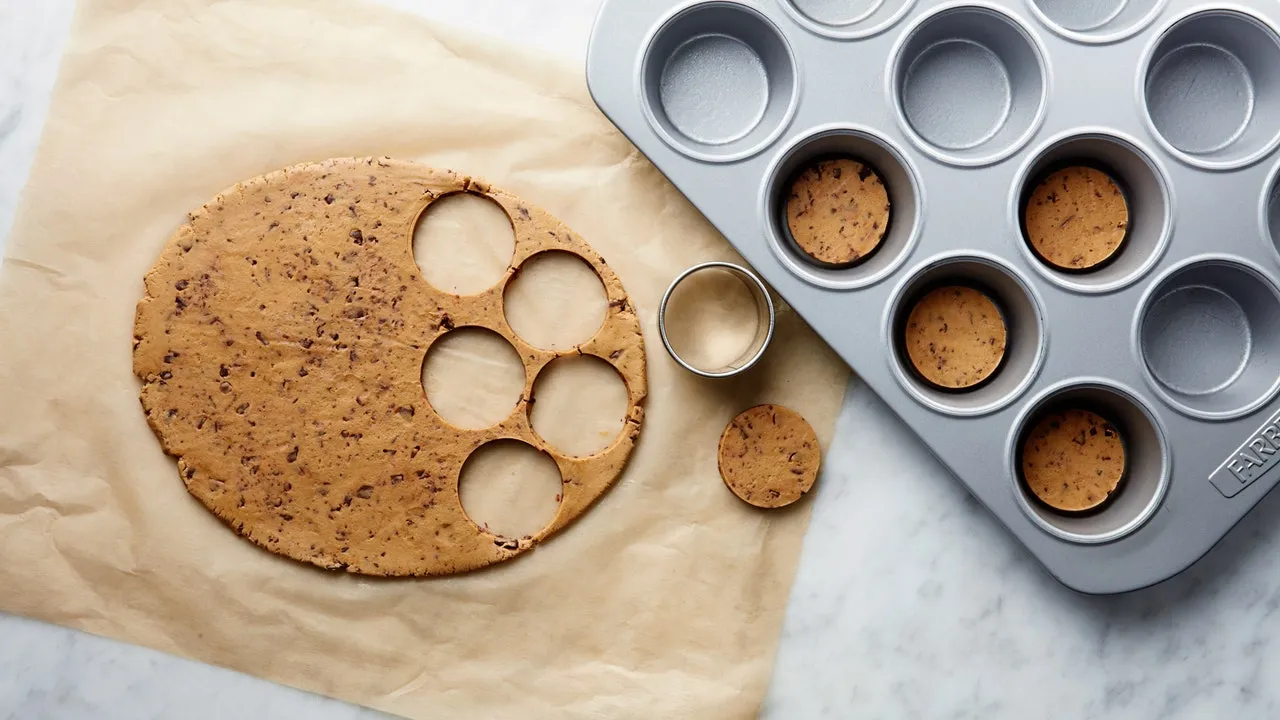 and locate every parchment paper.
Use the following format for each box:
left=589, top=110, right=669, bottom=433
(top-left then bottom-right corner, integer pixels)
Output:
left=0, top=0, right=850, bottom=717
